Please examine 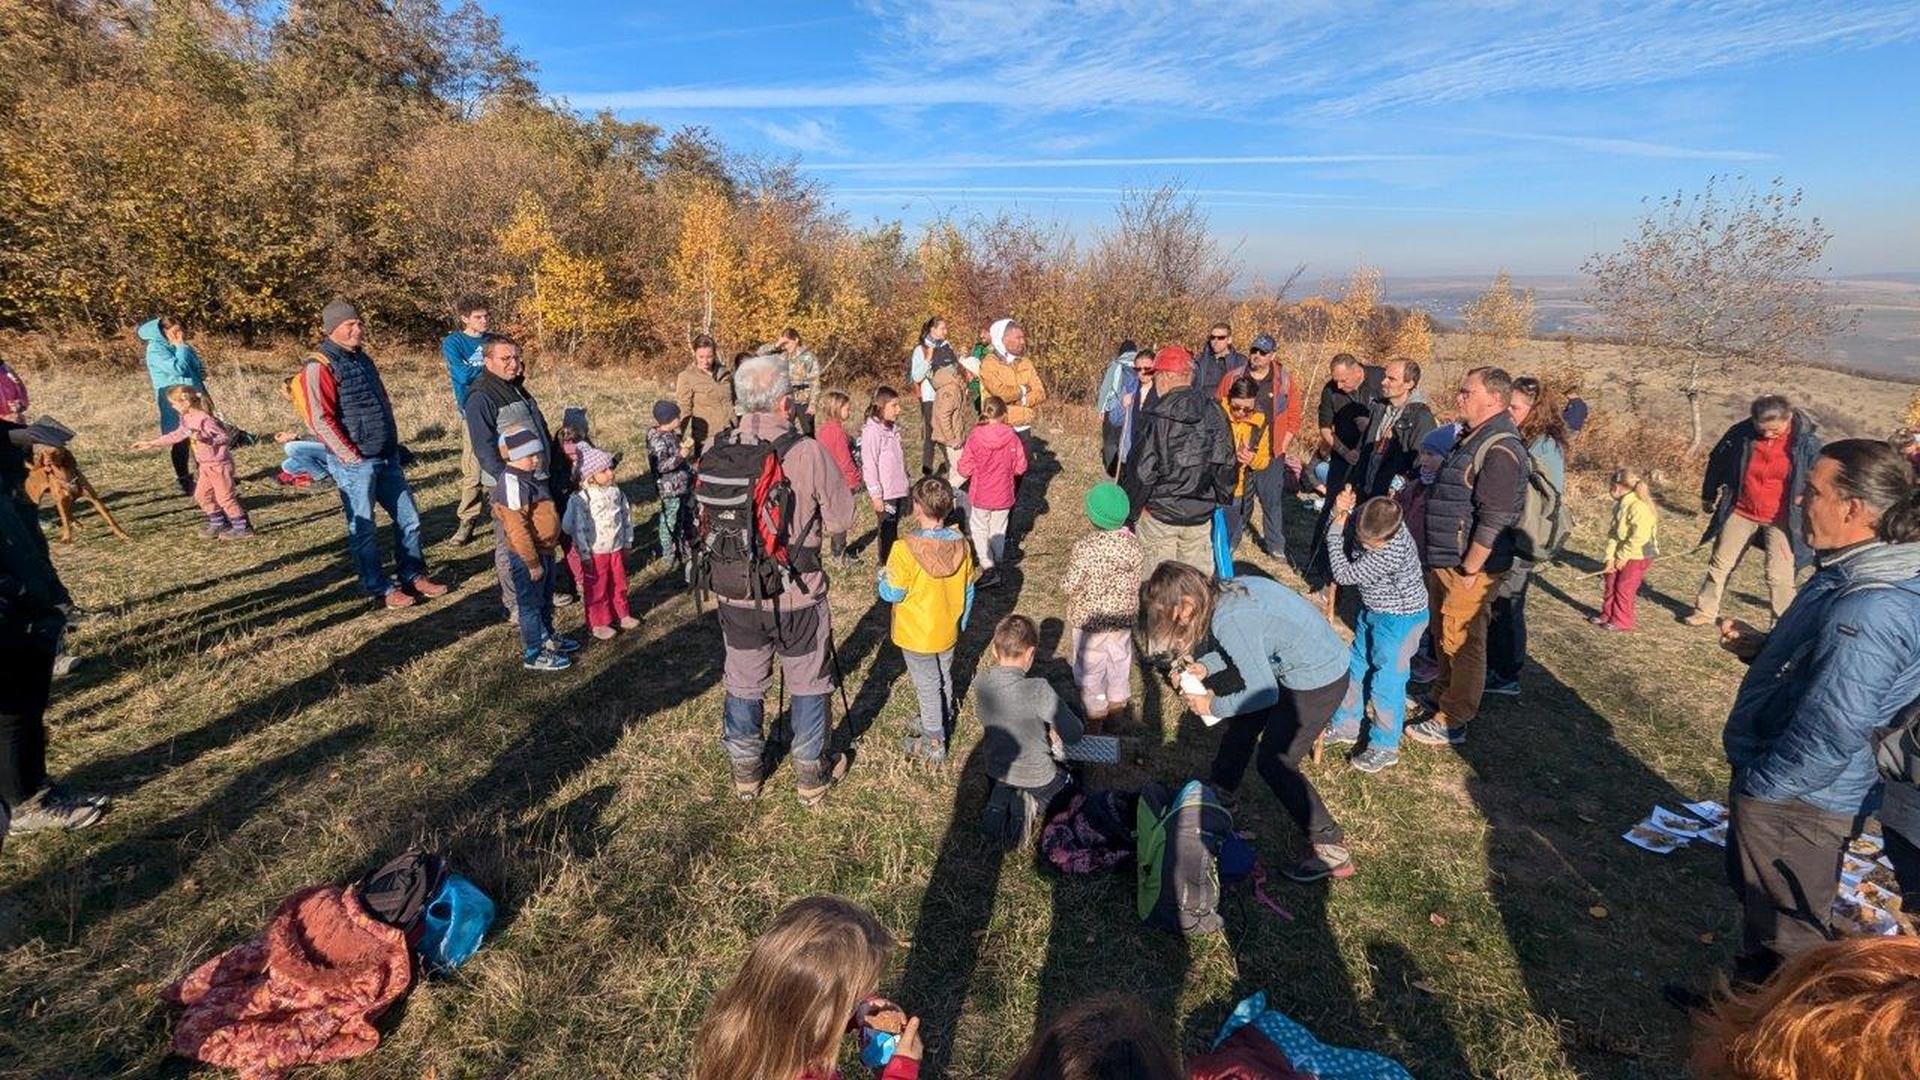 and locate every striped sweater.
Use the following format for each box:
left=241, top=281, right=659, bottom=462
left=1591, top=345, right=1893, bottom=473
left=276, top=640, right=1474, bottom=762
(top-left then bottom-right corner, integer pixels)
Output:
left=1325, top=523, right=1427, bottom=615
